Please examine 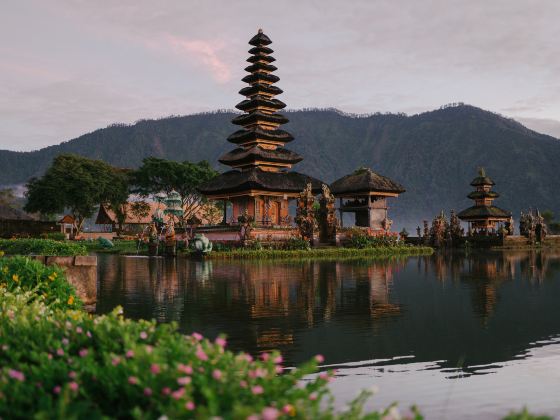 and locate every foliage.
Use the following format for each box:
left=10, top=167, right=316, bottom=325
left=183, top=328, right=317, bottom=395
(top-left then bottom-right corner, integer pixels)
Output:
left=0, top=256, right=81, bottom=310
left=108, top=200, right=152, bottom=236
left=24, top=154, right=130, bottom=235
left=39, top=232, right=67, bottom=241
left=345, top=228, right=400, bottom=249
left=0, top=290, right=412, bottom=420
left=209, top=246, right=433, bottom=261
left=282, top=237, right=311, bottom=251
left=0, top=239, right=87, bottom=256
left=131, top=157, right=218, bottom=225
left=502, top=408, right=552, bottom=420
